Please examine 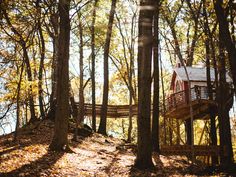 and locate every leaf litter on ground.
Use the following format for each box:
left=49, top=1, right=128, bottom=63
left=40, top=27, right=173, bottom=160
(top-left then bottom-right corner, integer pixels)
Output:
left=0, top=119, right=232, bottom=176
